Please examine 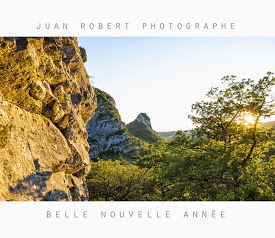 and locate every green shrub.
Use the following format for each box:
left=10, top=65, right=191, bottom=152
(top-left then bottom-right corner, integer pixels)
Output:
left=79, top=46, right=87, bottom=63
